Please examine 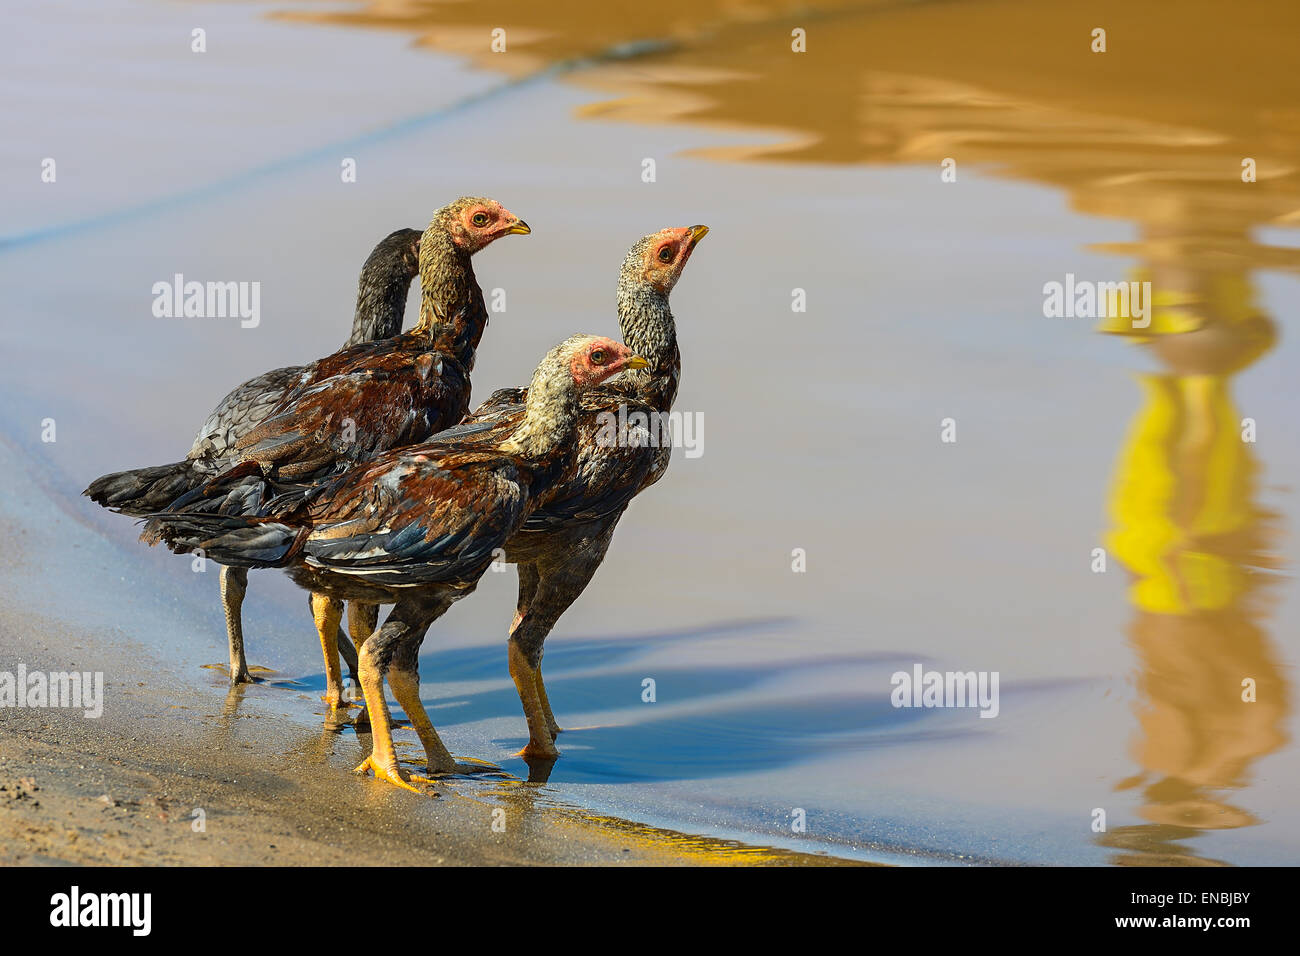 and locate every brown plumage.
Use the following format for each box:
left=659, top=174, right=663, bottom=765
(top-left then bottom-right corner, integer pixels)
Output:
left=438, top=225, right=706, bottom=758
left=147, top=335, right=646, bottom=789
left=126, top=198, right=528, bottom=699
left=167, top=197, right=527, bottom=497
left=151, top=197, right=529, bottom=705
left=85, top=227, right=421, bottom=684
left=85, top=228, right=421, bottom=513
